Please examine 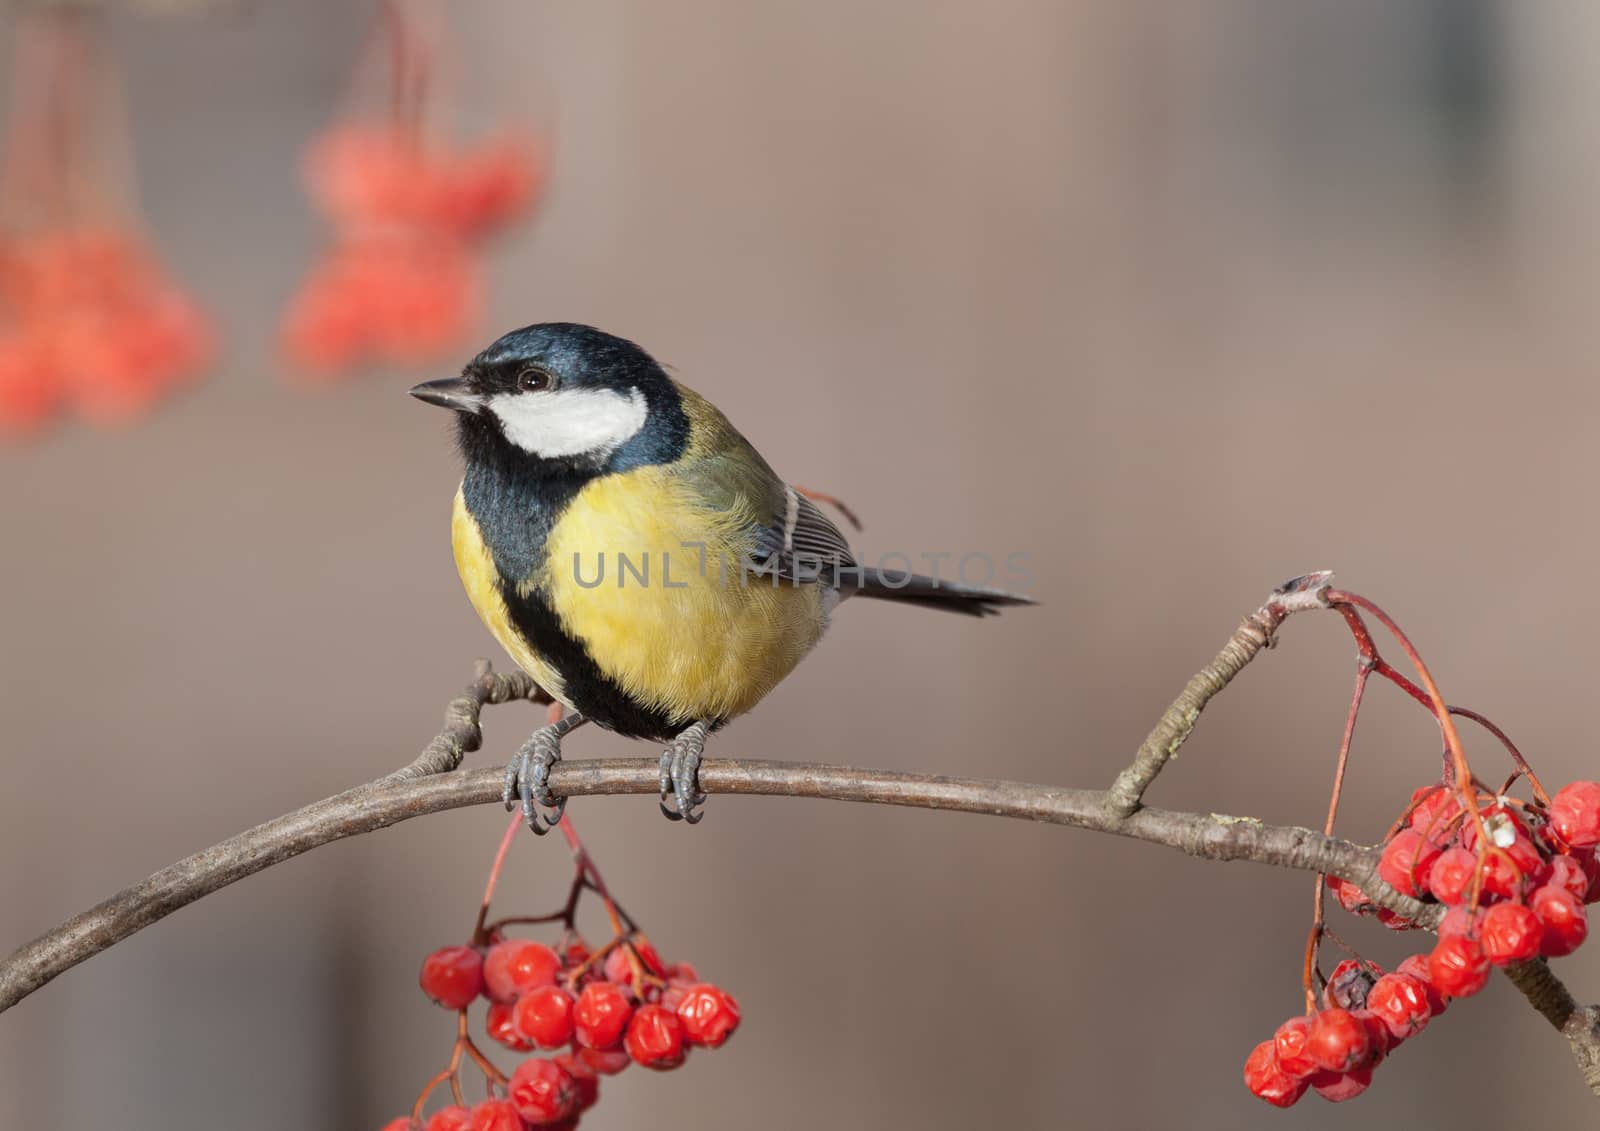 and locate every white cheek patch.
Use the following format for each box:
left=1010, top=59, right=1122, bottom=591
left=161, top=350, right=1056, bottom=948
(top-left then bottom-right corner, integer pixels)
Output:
left=489, top=388, right=649, bottom=459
